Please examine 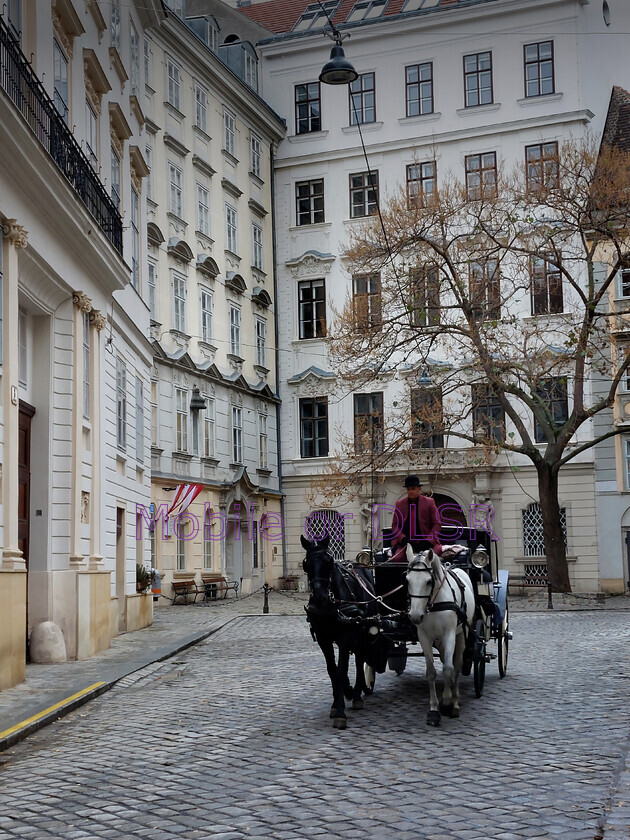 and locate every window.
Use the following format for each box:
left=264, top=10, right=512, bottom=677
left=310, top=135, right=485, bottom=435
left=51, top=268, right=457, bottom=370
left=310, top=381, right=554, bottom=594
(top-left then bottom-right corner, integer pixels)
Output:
left=226, top=204, right=238, bottom=253
left=350, top=171, right=378, bottom=218
left=229, top=305, right=241, bottom=356
left=195, top=84, right=208, bottom=133
left=53, top=40, right=69, bottom=123
left=252, top=223, right=263, bottom=270
left=144, top=38, right=152, bottom=87
left=18, top=308, right=26, bottom=386
left=130, top=21, right=139, bottom=97
left=298, top=278, right=326, bottom=339
left=295, top=82, right=321, bottom=134
left=469, top=258, right=500, bottom=321
left=407, top=161, right=436, bottom=208
left=524, top=41, right=554, bottom=98
left=472, top=385, right=505, bottom=443
left=168, top=162, right=183, bottom=217
left=145, top=144, right=153, bottom=201
left=526, top=142, right=559, bottom=192
left=354, top=392, right=384, bottom=453
left=531, top=256, right=563, bottom=315
left=176, top=387, right=188, bottom=451
left=244, top=53, right=258, bottom=92
left=251, top=134, right=262, bottom=178
left=411, top=386, right=444, bottom=449
left=300, top=397, right=329, bottom=458
left=346, top=0, right=387, bottom=22
left=173, top=272, right=186, bottom=333
left=534, top=378, right=568, bottom=443
left=224, top=110, right=236, bottom=156
left=255, top=317, right=267, bottom=367
left=130, top=187, right=139, bottom=290
left=204, top=509, right=213, bottom=569
left=523, top=502, right=566, bottom=556
left=307, top=510, right=345, bottom=560
left=196, top=183, right=210, bottom=236
left=151, top=381, right=158, bottom=447
left=116, top=358, right=127, bottom=450
left=135, top=376, right=144, bottom=462
left=252, top=520, right=259, bottom=569
left=176, top=520, right=187, bottom=571
left=464, top=51, right=493, bottom=107
left=111, top=147, right=121, bottom=209
left=148, top=261, right=157, bottom=321
left=296, top=179, right=324, bottom=225
left=353, top=273, right=381, bottom=329
left=406, top=63, right=433, bottom=117
left=232, top=406, right=243, bottom=463
left=203, top=397, right=215, bottom=458
left=258, top=411, right=268, bottom=469
left=465, top=152, right=497, bottom=200
left=86, top=101, right=98, bottom=168
left=200, top=288, right=213, bottom=342
left=410, top=266, right=440, bottom=326
left=167, top=58, right=181, bottom=109
left=188, top=16, right=219, bottom=51
left=620, top=265, right=630, bottom=298
left=83, top=312, right=91, bottom=419
left=349, top=73, right=376, bottom=125
left=111, top=0, right=120, bottom=50
left=293, top=1, right=340, bottom=32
